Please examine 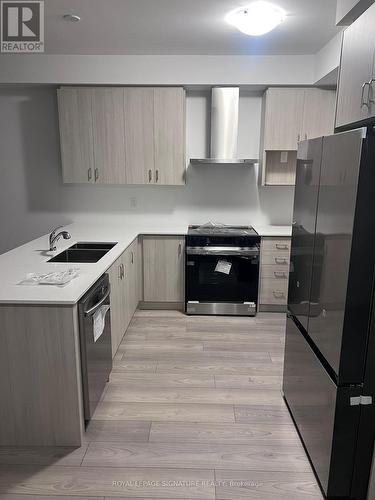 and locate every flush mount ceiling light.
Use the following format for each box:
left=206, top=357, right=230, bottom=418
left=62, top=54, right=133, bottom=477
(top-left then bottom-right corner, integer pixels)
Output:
left=63, top=14, right=81, bottom=22
left=226, top=1, right=286, bottom=36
